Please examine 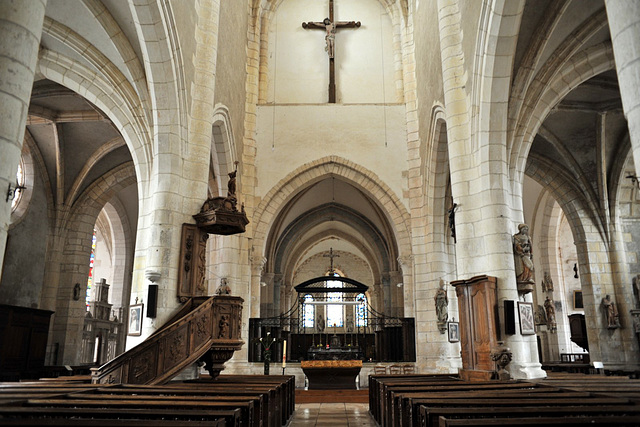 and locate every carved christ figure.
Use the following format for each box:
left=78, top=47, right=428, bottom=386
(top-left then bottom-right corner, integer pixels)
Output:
left=302, top=17, right=360, bottom=59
